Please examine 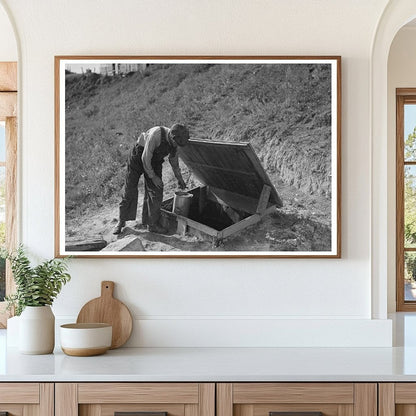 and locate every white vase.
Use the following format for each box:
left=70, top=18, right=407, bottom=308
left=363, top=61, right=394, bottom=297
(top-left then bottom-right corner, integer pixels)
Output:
left=6, top=315, right=20, bottom=348
left=19, top=306, right=55, bottom=354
